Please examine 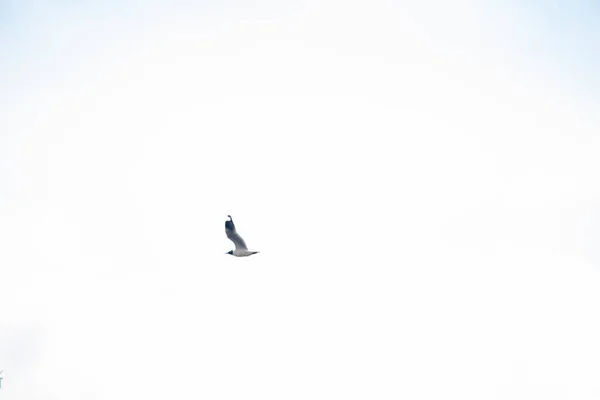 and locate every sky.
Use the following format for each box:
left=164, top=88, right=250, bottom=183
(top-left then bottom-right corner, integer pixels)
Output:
left=1, top=0, right=600, bottom=398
